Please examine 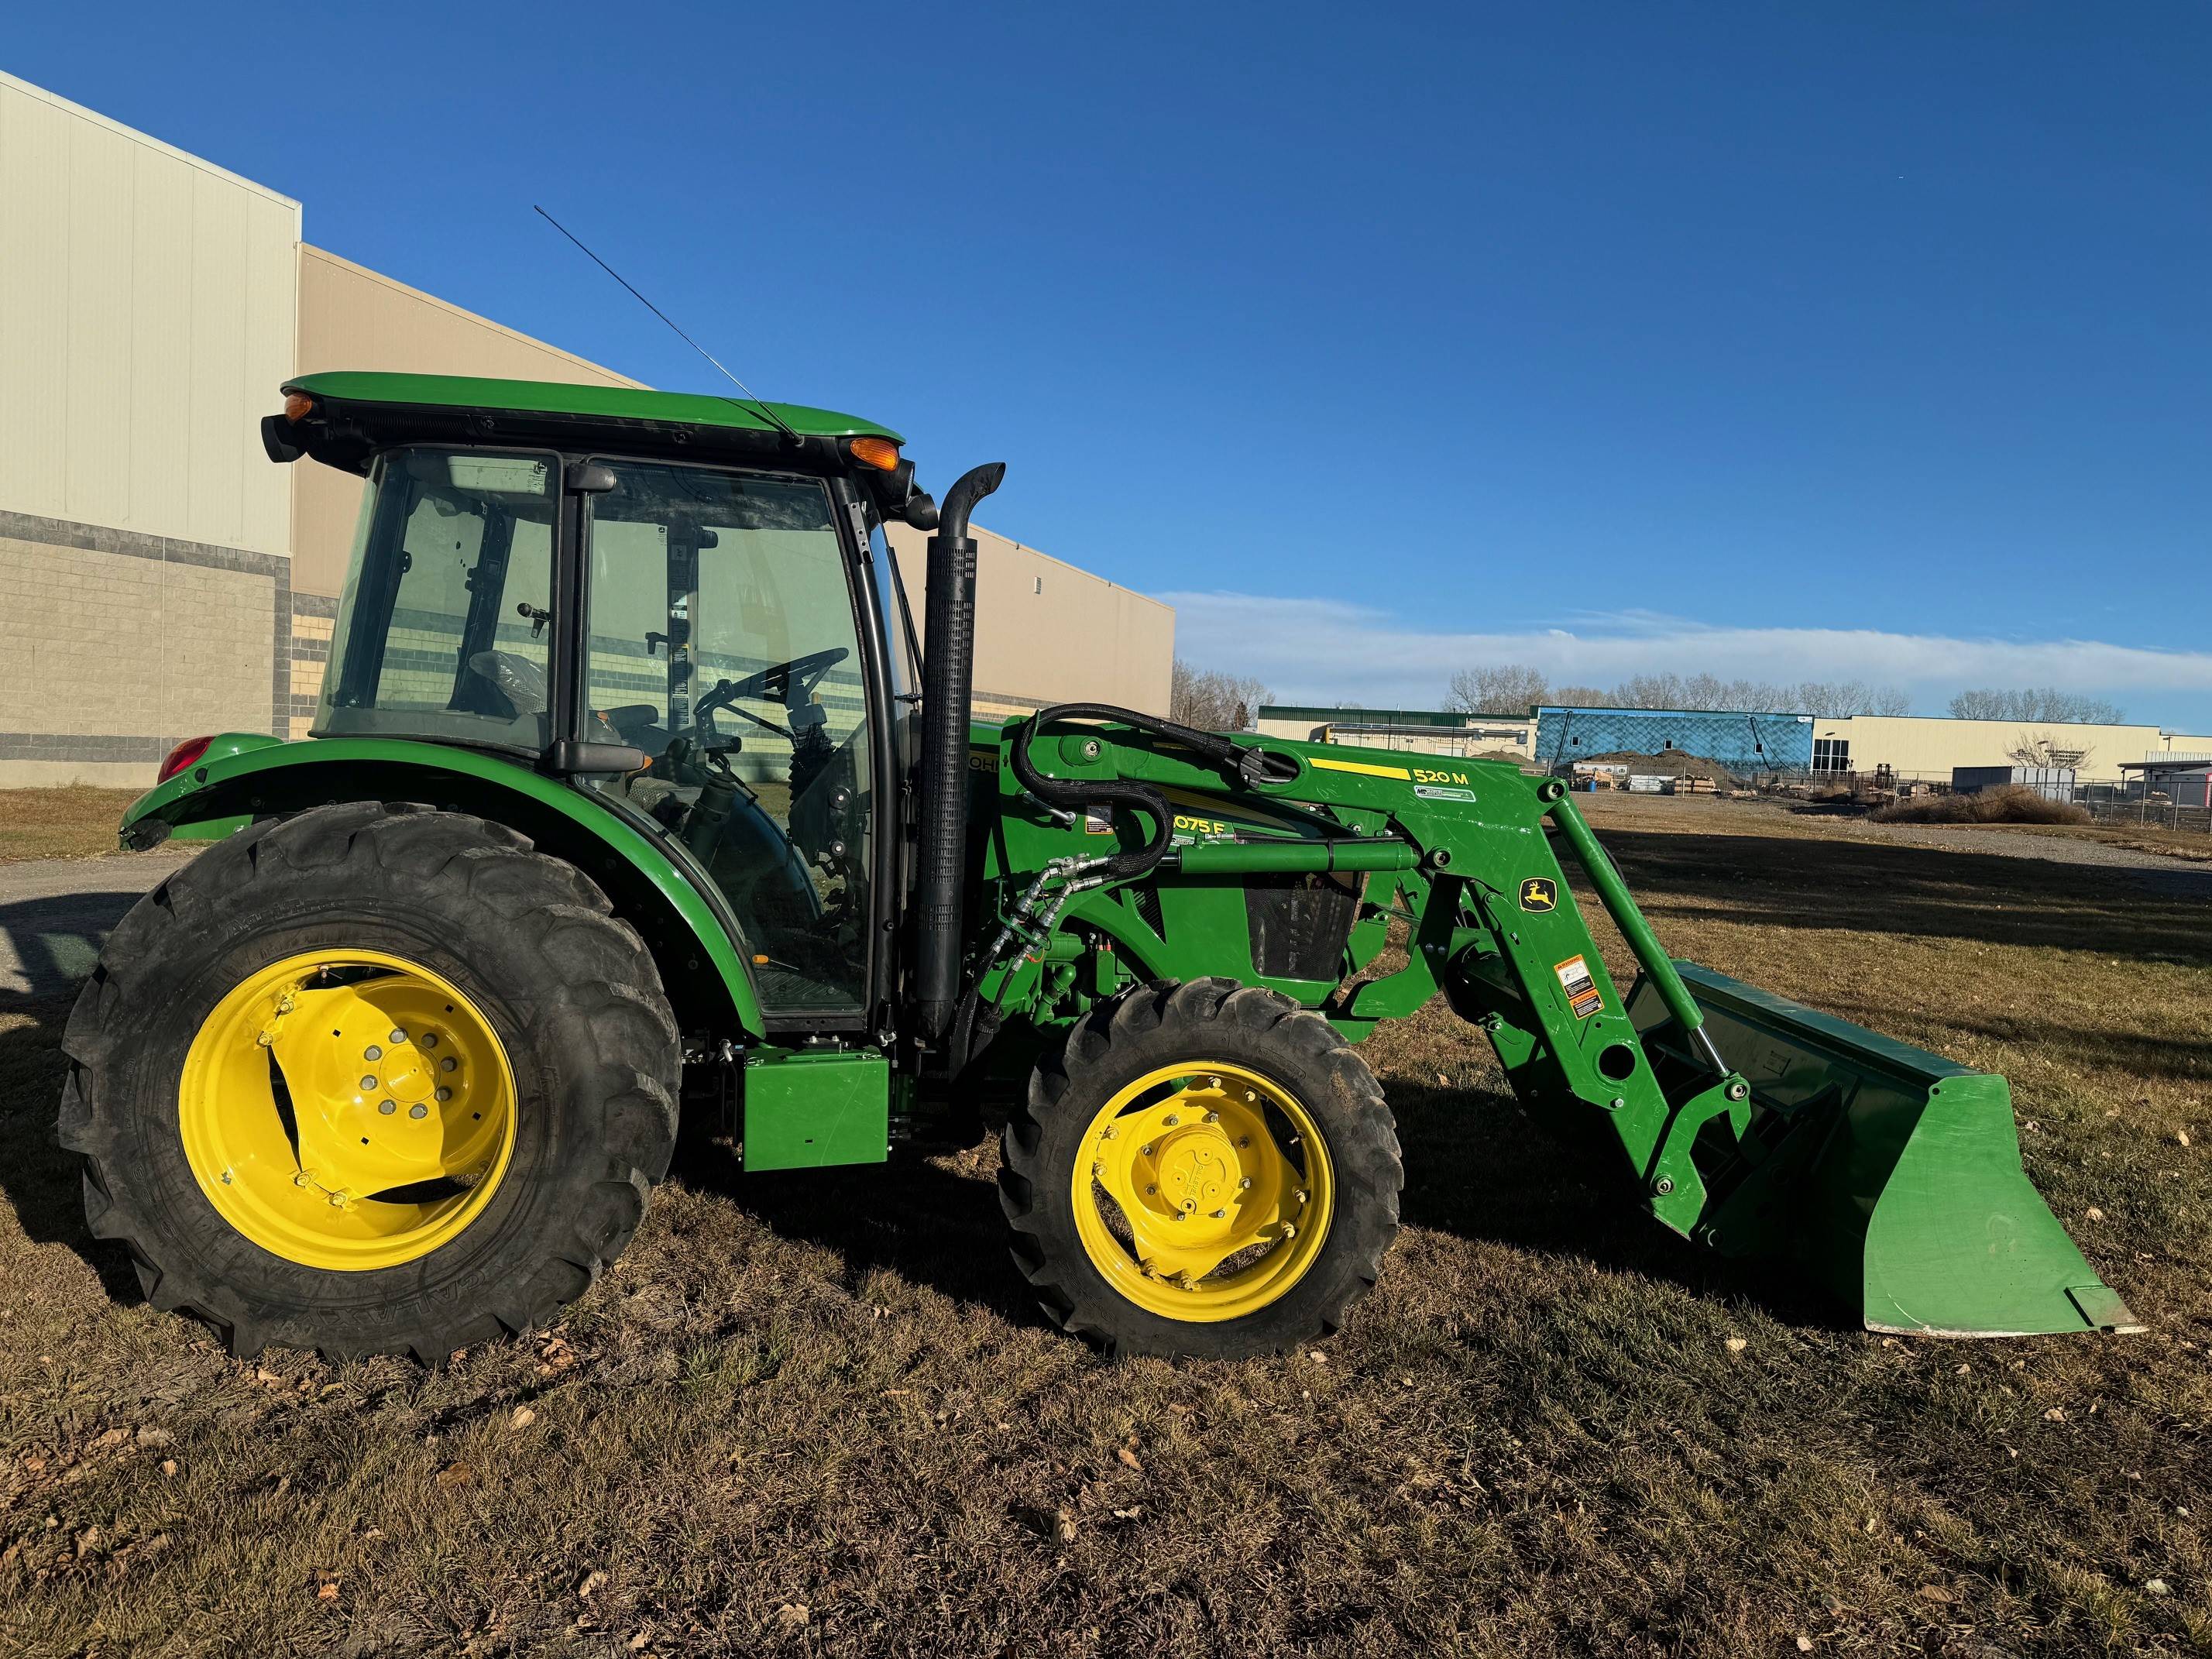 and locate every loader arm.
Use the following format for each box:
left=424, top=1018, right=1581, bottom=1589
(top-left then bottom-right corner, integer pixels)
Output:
left=969, top=713, right=2139, bottom=1339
